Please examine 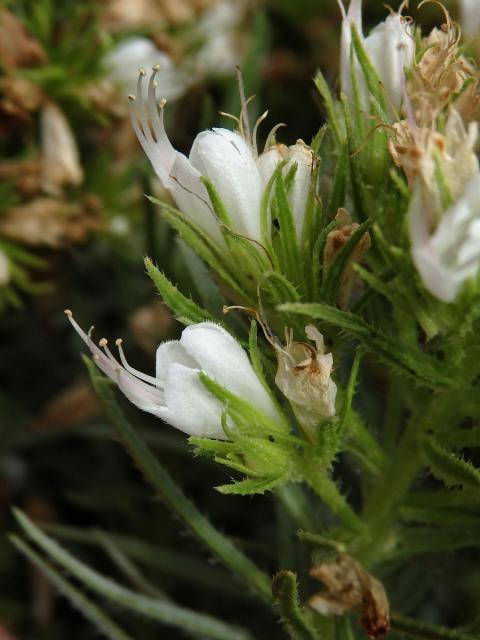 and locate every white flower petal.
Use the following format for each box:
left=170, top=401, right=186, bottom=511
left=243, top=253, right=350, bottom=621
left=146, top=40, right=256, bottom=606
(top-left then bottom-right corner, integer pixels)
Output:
left=159, top=363, right=226, bottom=438
left=363, top=15, right=415, bottom=114
left=286, top=141, right=313, bottom=239
left=410, top=173, right=480, bottom=302
left=180, top=322, right=280, bottom=422
left=257, top=145, right=286, bottom=187
left=156, top=340, right=198, bottom=382
left=169, top=153, right=225, bottom=245
left=189, top=128, right=263, bottom=240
